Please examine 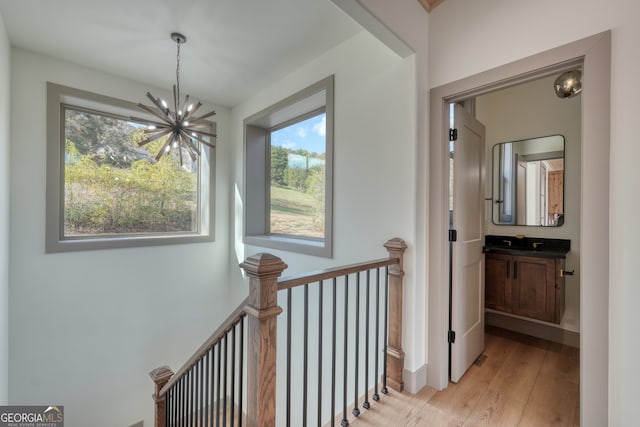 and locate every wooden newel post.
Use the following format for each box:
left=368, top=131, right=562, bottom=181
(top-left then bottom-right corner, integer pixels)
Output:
left=149, top=365, right=174, bottom=427
left=240, top=253, right=287, bottom=427
left=384, top=238, right=407, bottom=392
